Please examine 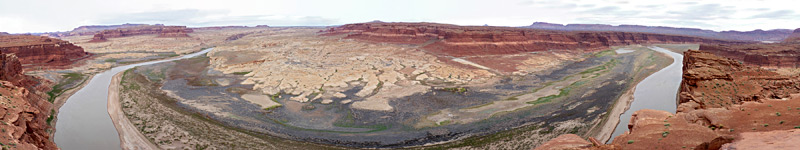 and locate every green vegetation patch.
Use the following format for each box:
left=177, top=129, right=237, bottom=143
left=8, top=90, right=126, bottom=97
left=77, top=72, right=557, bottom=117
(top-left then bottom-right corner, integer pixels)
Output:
left=47, top=73, right=87, bottom=103
left=232, top=71, right=251, bottom=75
left=104, top=58, right=119, bottom=63
left=442, top=87, right=468, bottom=94
left=593, top=50, right=616, bottom=57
